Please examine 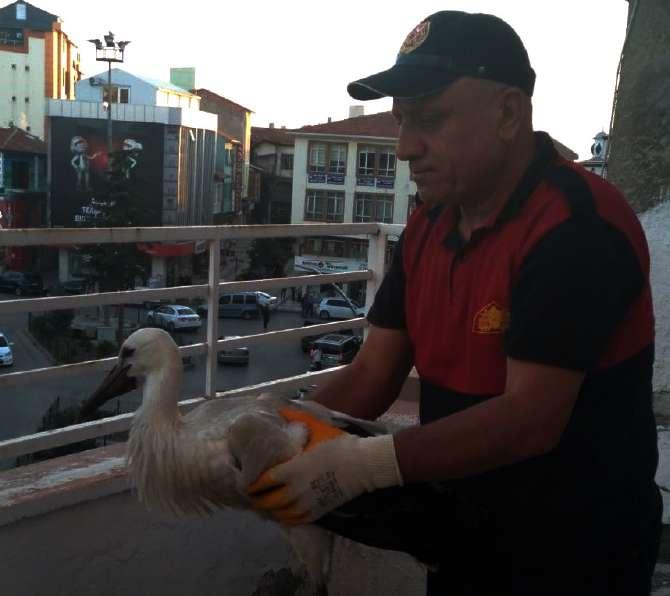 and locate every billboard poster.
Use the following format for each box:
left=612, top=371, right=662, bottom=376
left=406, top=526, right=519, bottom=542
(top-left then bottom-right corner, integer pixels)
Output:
left=50, top=117, right=165, bottom=227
